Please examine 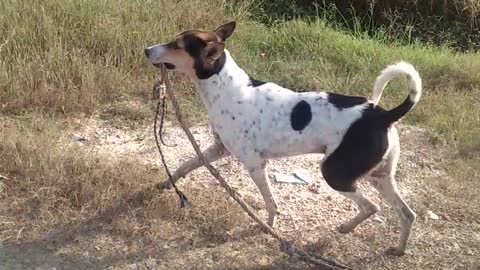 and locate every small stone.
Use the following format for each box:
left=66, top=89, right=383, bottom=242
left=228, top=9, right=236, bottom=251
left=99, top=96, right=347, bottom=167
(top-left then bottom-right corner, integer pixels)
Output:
left=426, top=210, right=439, bottom=220
left=72, top=134, right=87, bottom=143
left=308, top=185, right=320, bottom=194
left=145, top=259, right=157, bottom=269
left=372, top=216, right=384, bottom=223
left=127, top=263, right=138, bottom=270
left=440, top=213, right=451, bottom=221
